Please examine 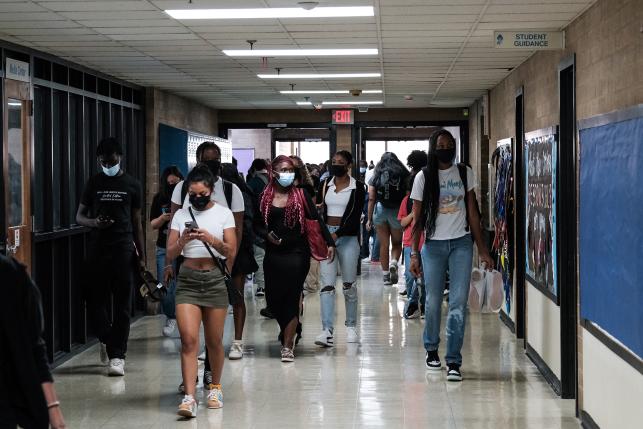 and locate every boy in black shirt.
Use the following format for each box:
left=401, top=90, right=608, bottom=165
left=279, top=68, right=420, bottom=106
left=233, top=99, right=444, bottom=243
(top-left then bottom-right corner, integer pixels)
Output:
left=76, top=137, right=144, bottom=377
